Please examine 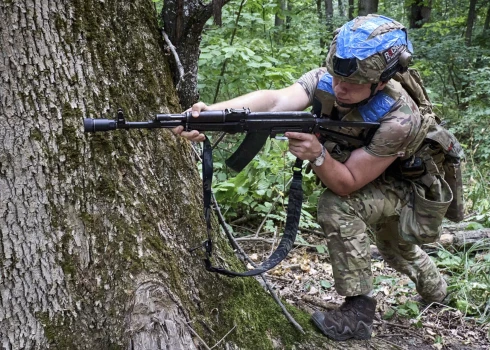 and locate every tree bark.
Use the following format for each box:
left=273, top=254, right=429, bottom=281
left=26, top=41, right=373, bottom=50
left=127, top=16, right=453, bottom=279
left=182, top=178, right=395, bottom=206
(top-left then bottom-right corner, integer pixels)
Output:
left=357, top=0, right=378, bottom=16
left=317, top=0, right=326, bottom=49
left=438, top=227, right=490, bottom=249
left=0, top=0, right=205, bottom=348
